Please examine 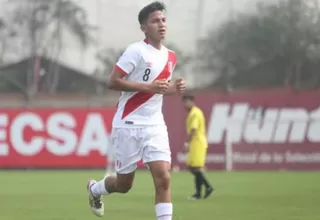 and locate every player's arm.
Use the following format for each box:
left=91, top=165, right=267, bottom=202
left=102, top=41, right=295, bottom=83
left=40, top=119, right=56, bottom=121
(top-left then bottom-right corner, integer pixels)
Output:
left=108, top=69, right=169, bottom=93
left=108, top=68, right=151, bottom=92
left=186, top=129, right=196, bottom=143
left=107, top=45, right=168, bottom=93
left=164, top=78, right=186, bottom=95
left=184, top=128, right=197, bottom=152
left=107, top=45, right=149, bottom=92
left=184, top=114, right=199, bottom=151
left=164, top=81, right=177, bottom=95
